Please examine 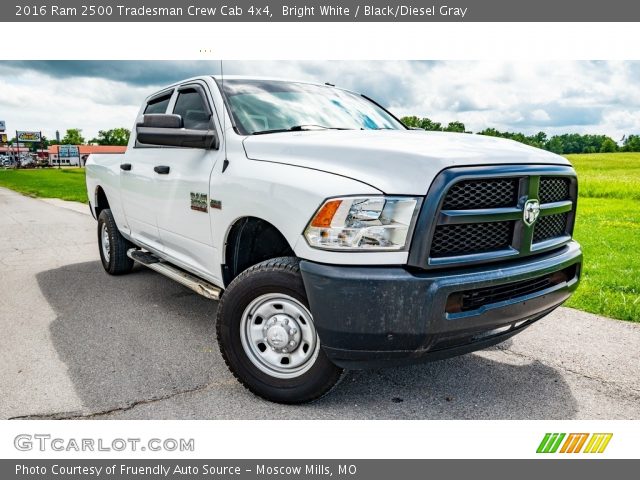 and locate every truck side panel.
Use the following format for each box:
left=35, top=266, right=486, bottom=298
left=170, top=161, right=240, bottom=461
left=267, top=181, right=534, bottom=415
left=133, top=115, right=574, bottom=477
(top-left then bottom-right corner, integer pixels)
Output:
left=85, top=153, right=128, bottom=234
